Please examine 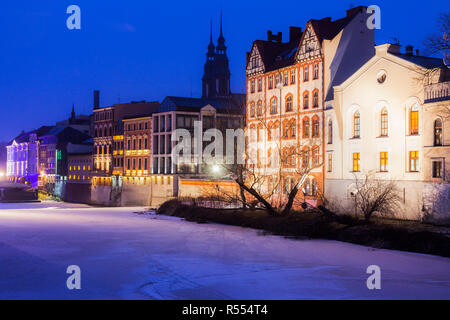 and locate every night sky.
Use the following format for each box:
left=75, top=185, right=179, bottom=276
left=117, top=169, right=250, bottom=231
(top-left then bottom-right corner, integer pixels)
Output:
left=0, top=0, right=444, bottom=142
